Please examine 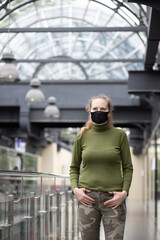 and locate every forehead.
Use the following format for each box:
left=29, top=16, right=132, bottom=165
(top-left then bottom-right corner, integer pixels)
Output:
left=91, top=98, right=108, bottom=108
